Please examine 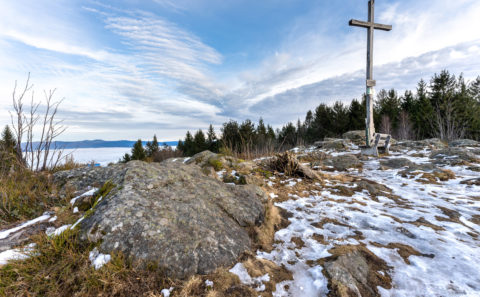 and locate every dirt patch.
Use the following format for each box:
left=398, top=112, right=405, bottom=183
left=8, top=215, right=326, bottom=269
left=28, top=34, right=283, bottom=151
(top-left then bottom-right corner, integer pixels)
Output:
left=312, top=218, right=352, bottom=229
left=311, top=233, right=327, bottom=245
left=370, top=242, right=434, bottom=264
left=408, top=217, right=445, bottom=231
left=470, top=215, right=480, bottom=226
left=400, top=169, right=456, bottom=184
left=290, top=237, right=305, bottom=249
